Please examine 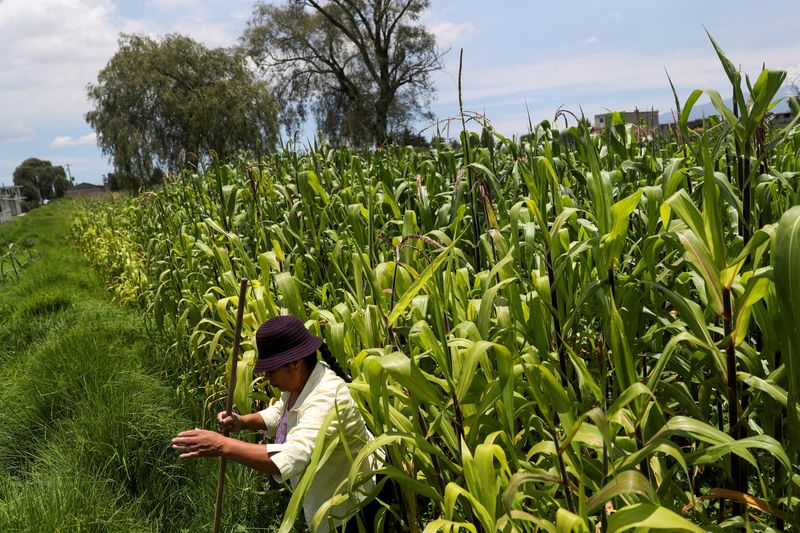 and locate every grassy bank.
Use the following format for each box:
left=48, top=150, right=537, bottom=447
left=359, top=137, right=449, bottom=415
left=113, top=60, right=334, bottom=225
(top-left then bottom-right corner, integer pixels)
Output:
left=0, top=201, right=287, bottom=532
